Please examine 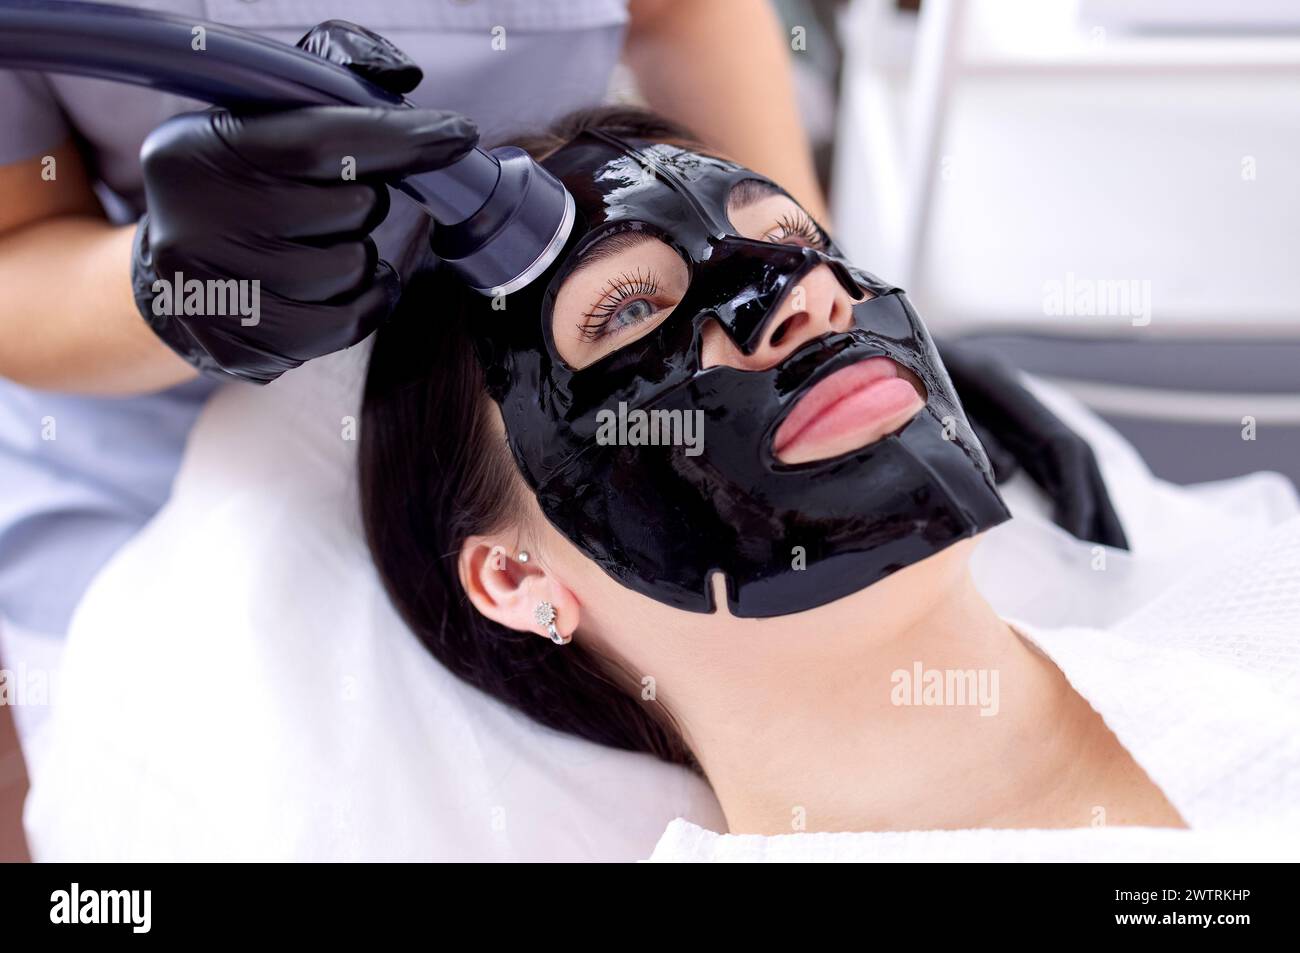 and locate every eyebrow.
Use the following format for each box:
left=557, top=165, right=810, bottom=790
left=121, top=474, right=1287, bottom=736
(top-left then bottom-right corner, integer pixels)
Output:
left=571, top=229, right=660, bottom=273
left=728, top=177, right=783, bottom=211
